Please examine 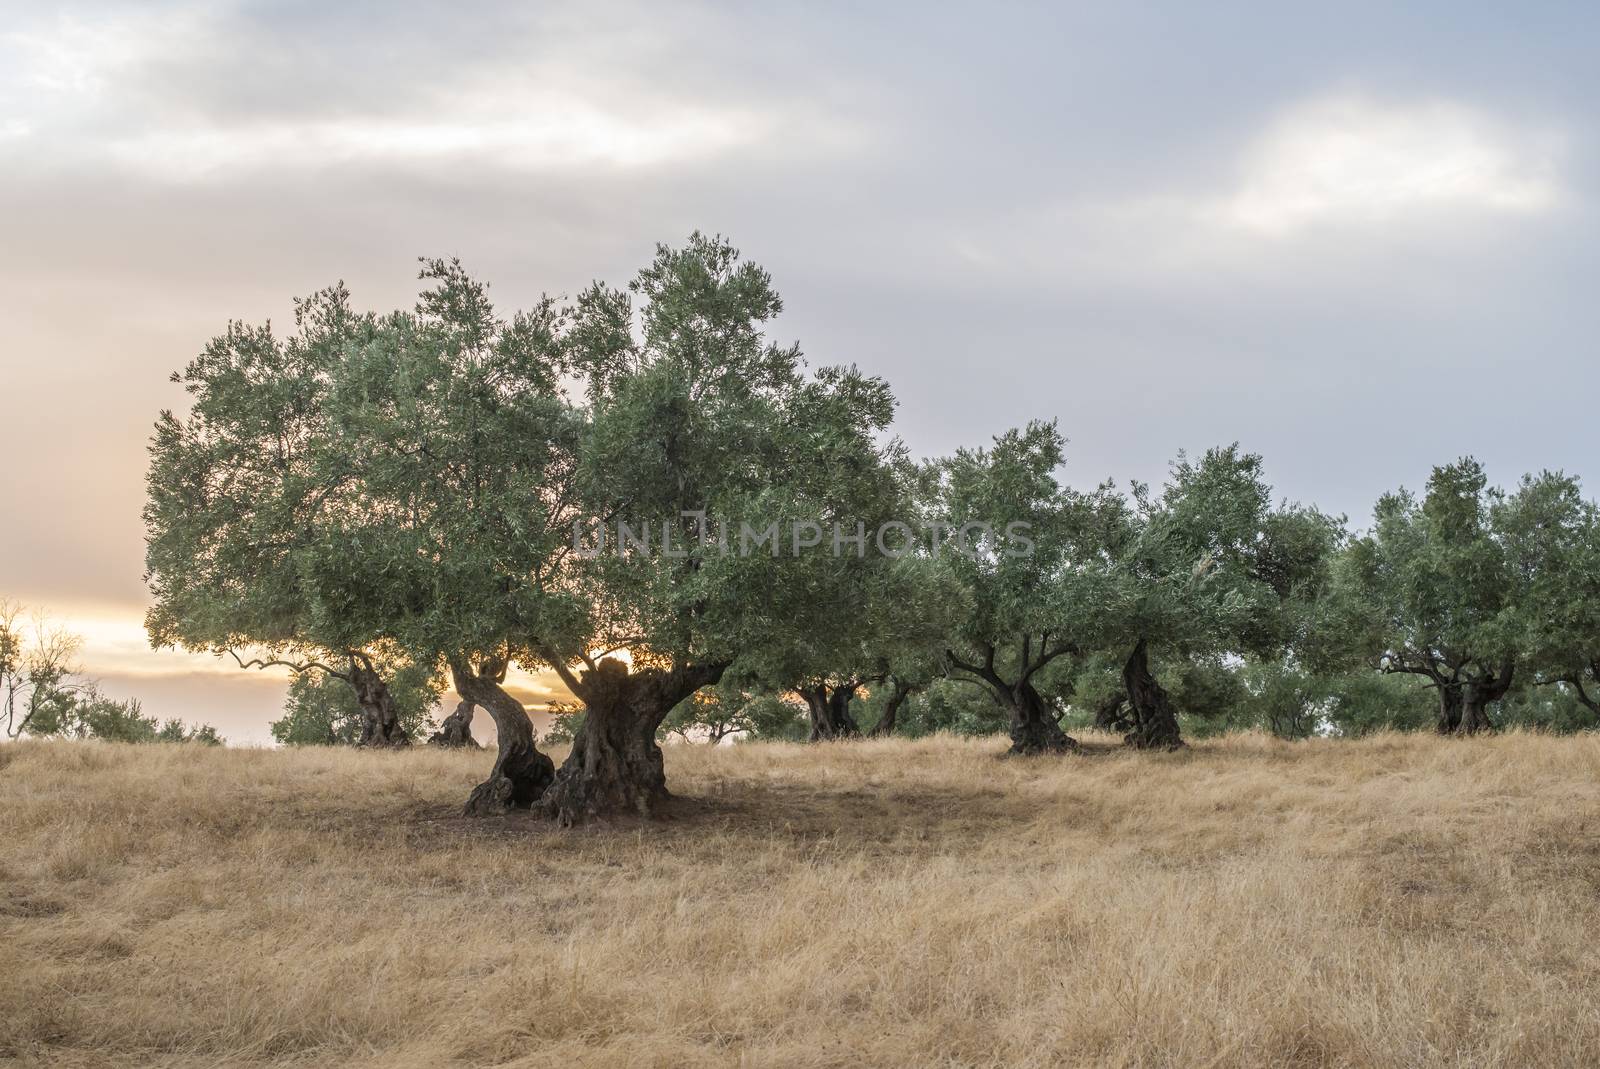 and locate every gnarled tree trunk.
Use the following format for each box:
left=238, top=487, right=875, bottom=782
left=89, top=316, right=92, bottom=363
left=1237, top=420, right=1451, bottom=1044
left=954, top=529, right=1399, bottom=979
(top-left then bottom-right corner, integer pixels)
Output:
left=542, top=658, right=726, bottom=824
left=1457, top=683, right=1492, bottom=735
left=1001, top=680, right=1077, bottom=755
left=803, top=682, right=861, bottom=741
left=452, top=655, right=554, bottom=815
left=868, top=677, right=916, bottom=737
left=1122, top=638, right=1183, bottom=750
left=1093, top=694, right=1132, bottom=733
left=350, top=663, right=411, bottom=748
left=1567, top=667, right=1600, bottom=723
left=1435, top=683, right=1463, bottom=734
left=1456, top=660, right=1513, bottom=736
left=946, top=642, right=1077, bottom=755
left=428, top=701, right=480, bottom=748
